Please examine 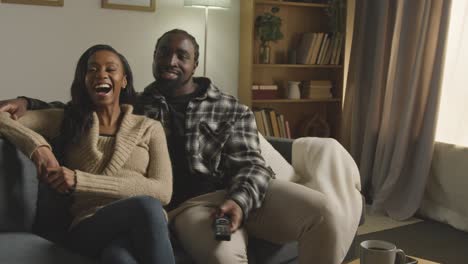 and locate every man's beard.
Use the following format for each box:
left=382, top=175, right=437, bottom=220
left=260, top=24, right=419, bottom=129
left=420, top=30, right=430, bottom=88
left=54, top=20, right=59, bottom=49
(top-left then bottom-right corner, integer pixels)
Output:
left=155, top=73, right=192, bottom=97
